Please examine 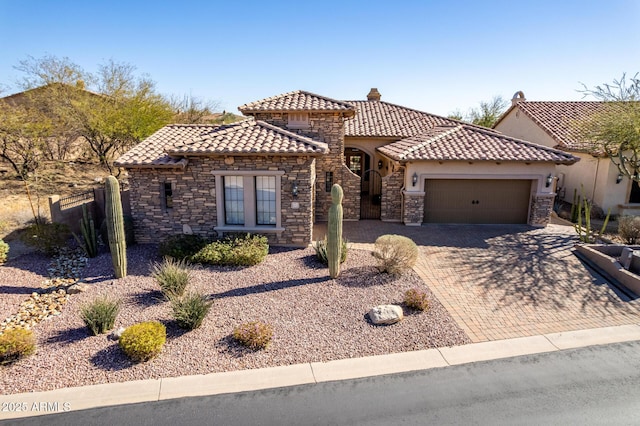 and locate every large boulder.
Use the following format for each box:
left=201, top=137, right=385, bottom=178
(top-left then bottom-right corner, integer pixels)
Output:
left=368, top=305, right=404, bottom=325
